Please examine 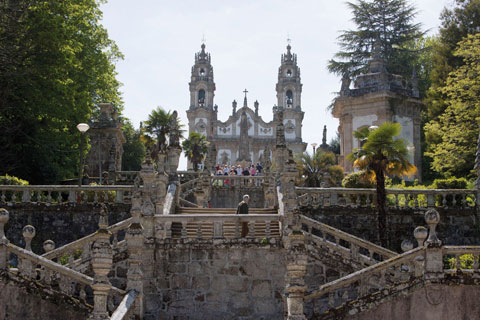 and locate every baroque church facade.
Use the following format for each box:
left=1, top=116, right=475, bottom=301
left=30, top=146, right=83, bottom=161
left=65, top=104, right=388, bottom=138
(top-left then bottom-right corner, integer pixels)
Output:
left=186, top=43, right=307, bottom=167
